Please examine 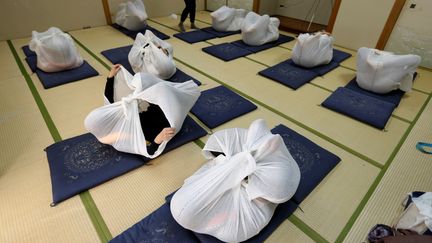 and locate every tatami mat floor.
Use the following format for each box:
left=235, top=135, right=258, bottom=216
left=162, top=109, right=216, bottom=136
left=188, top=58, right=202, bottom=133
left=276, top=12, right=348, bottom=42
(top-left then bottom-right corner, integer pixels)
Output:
left=1, top=11, right=431, bottom=243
